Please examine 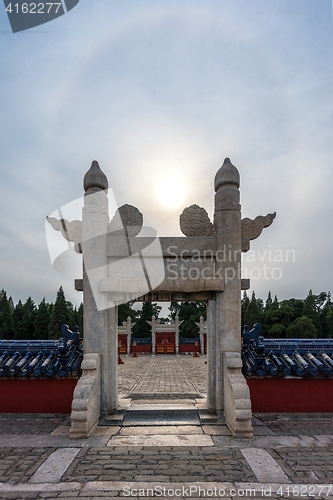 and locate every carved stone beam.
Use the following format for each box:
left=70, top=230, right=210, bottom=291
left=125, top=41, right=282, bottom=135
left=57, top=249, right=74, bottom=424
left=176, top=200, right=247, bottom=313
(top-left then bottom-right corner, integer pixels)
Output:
left=241, top=212, right=276, bottom=252
left=46, top=217, right=82, bottom=253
